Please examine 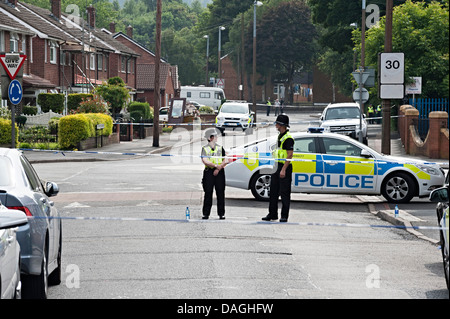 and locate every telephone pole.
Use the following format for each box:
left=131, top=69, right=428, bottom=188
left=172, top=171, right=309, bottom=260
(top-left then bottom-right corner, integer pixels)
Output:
left=153, top=0, right=162, bottom=147
left=382, top=0, right=393, bottom=155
